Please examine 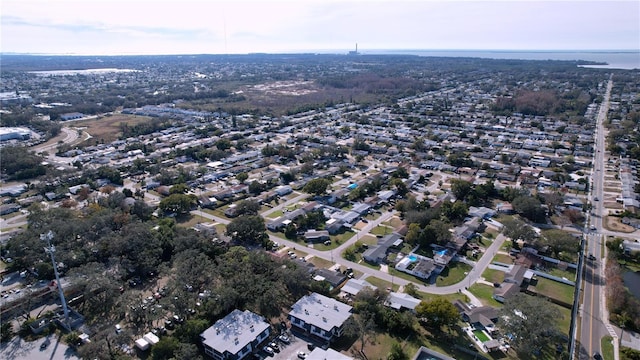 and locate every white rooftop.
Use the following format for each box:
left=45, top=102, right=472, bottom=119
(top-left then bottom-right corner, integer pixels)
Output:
left=289, top=293, right=353, bottom=332
left=200, top=309, right=269, bottom=355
